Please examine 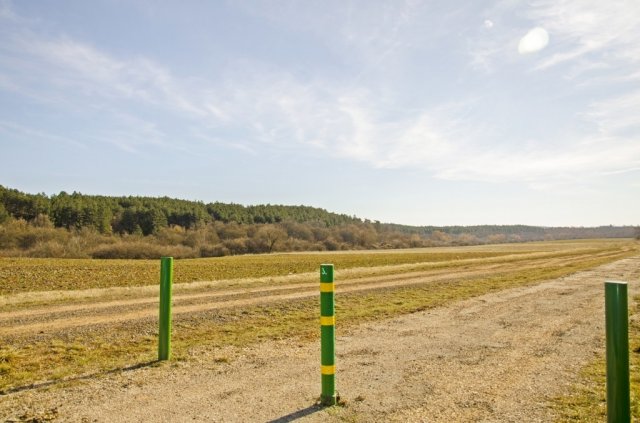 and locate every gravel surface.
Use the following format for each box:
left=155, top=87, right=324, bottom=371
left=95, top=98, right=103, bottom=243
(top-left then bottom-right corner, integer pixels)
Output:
left=1, top=256, right=638, bottom=422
